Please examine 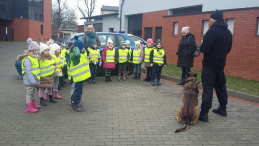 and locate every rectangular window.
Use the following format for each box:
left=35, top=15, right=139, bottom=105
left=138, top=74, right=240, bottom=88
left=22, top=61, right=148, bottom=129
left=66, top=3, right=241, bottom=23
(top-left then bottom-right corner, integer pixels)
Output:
left=28, top=0, right=43, bottom=22
left=0, top=0, right=4, bottom=12
left=109, top=28, right=114, bottom=32
left=226, top=19, right=234, bottom=34
left=257, top=18, right=259, bottom=35
left=202, top=20, right=209, bottom=35
left=173, top=22, right=178, bottom=35
left=41, top=25, right=43, bottom=34
left=168, top=5, right=202, bottom=16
